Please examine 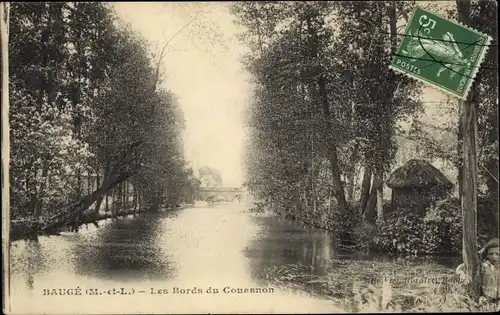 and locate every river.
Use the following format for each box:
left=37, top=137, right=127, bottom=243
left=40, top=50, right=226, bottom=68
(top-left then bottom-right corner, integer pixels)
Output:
left=8, top=202, right=459, bottom=314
